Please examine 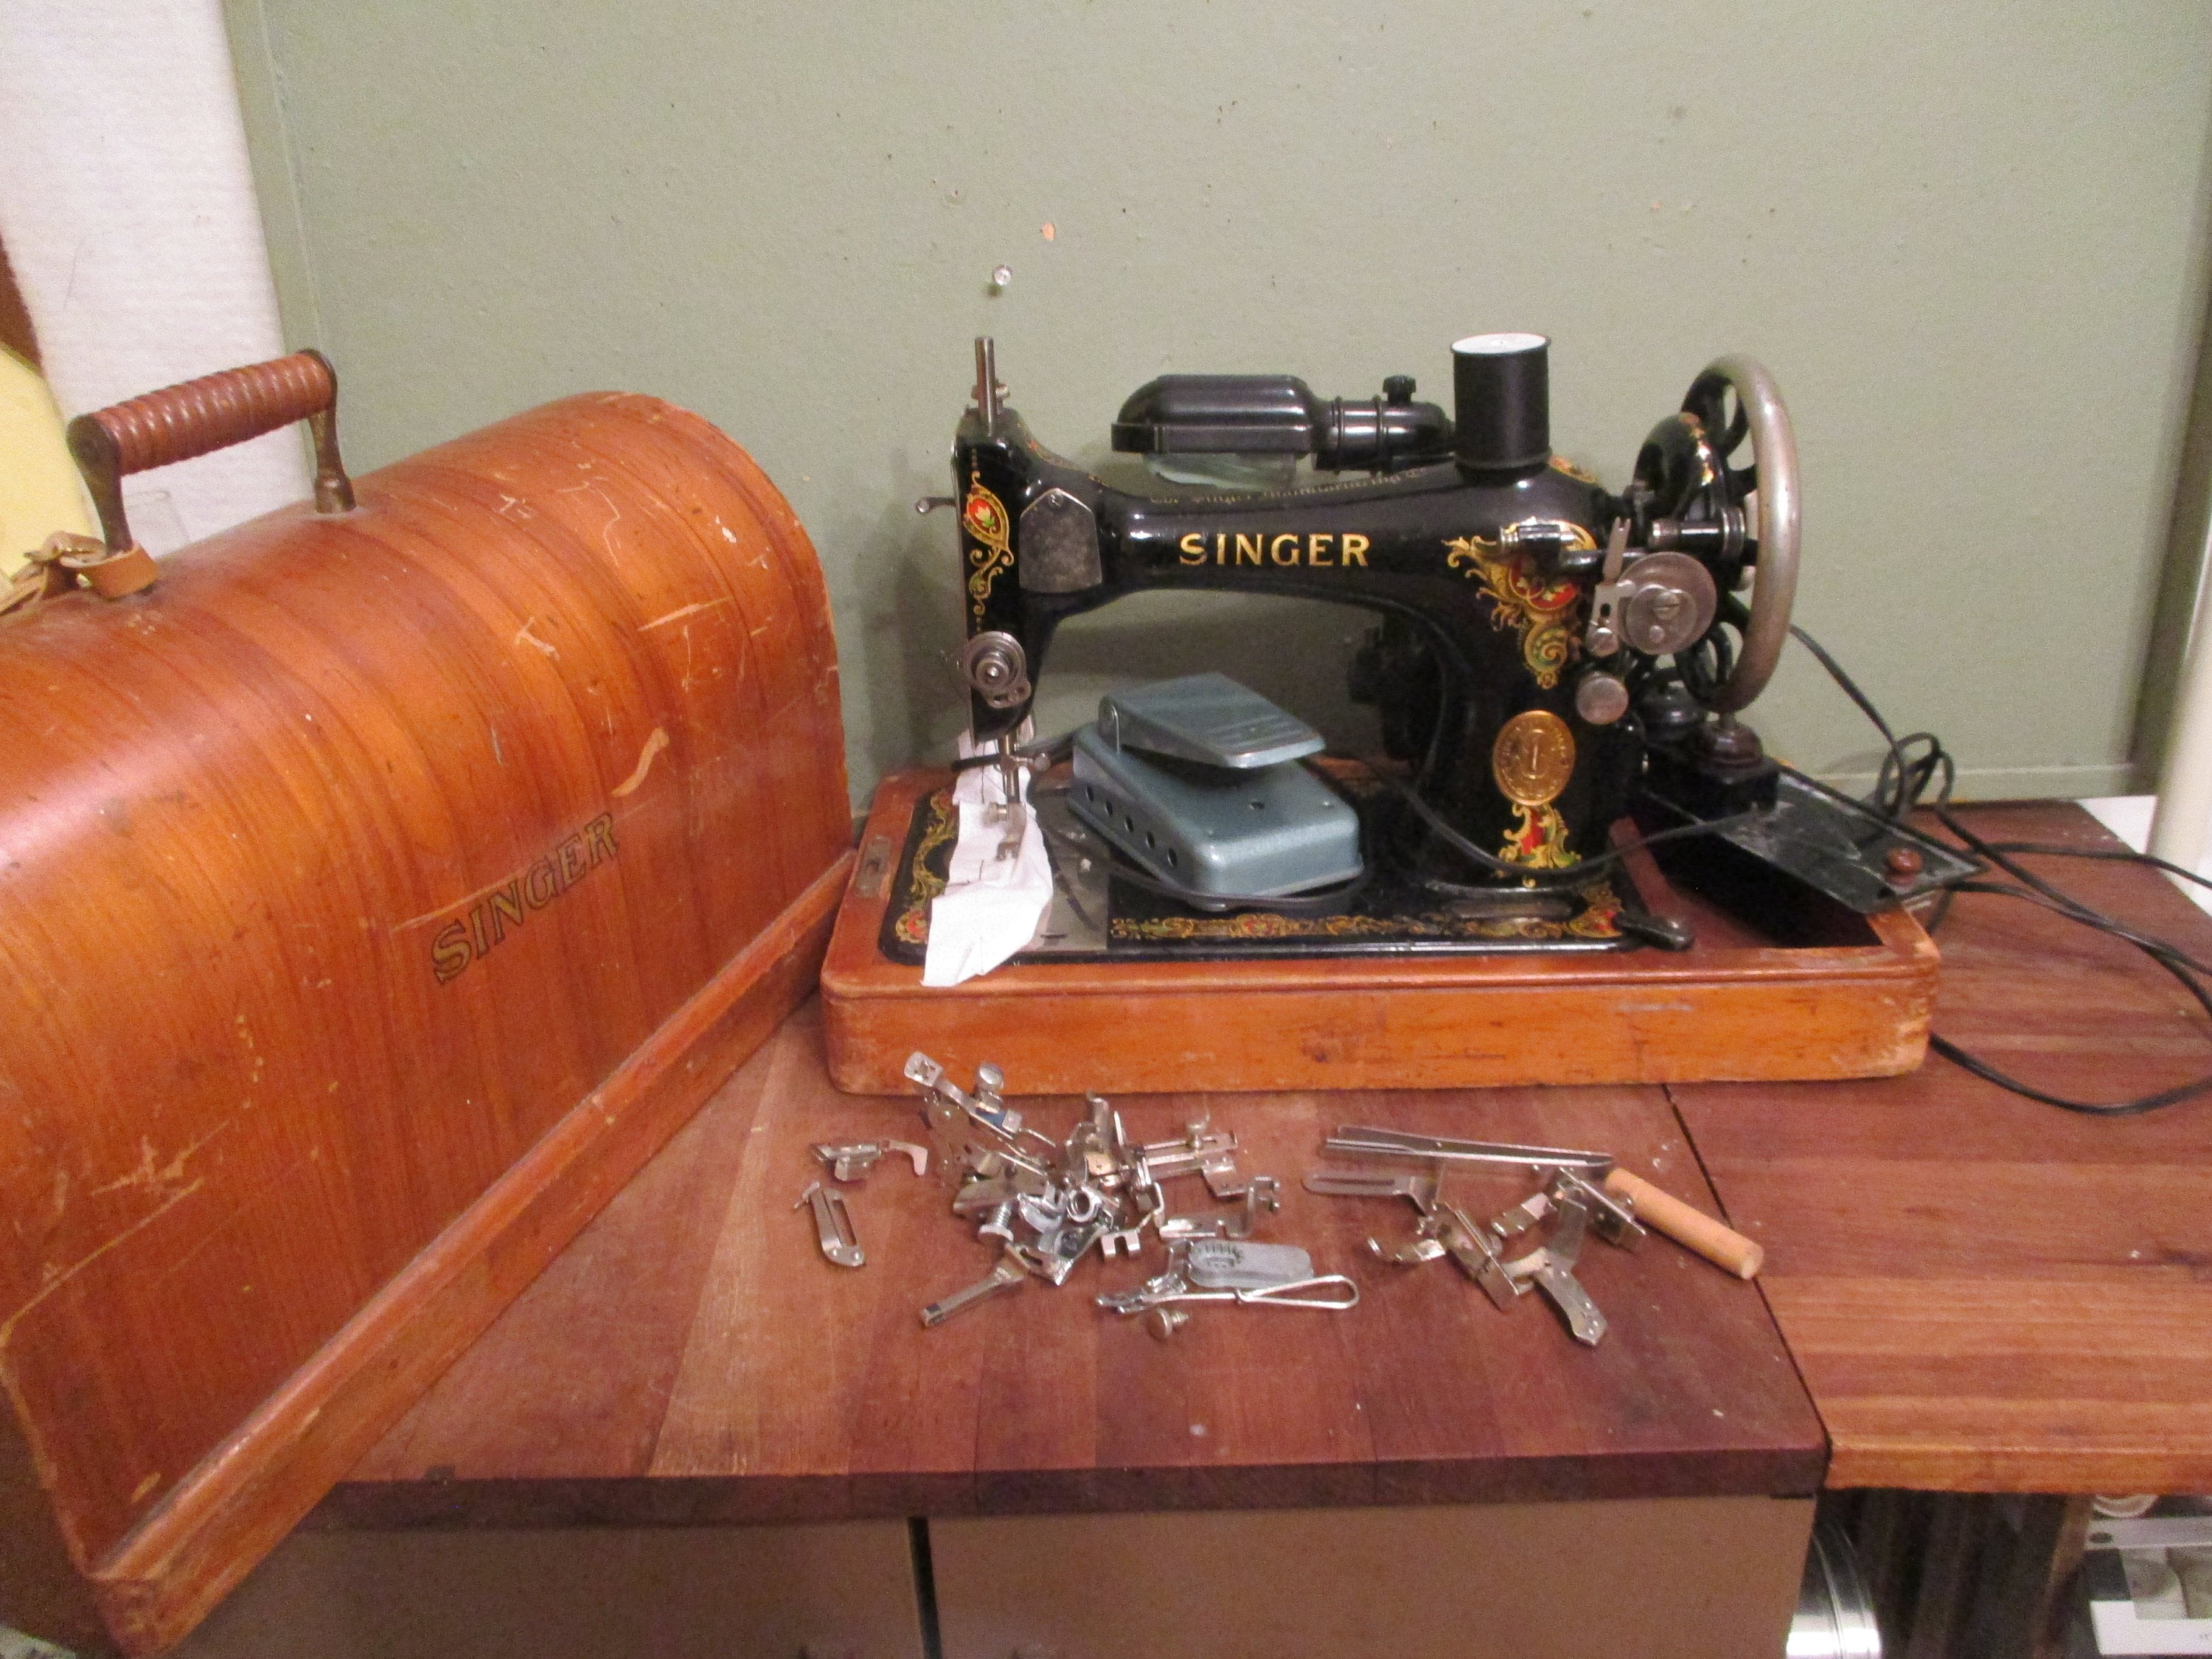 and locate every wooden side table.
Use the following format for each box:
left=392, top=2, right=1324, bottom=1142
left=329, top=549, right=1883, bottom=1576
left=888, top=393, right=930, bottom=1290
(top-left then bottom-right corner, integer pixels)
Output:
left=299, top=1003, right=1824, bottom=1659
left=1678, top=801, right=2212, bottom=1656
